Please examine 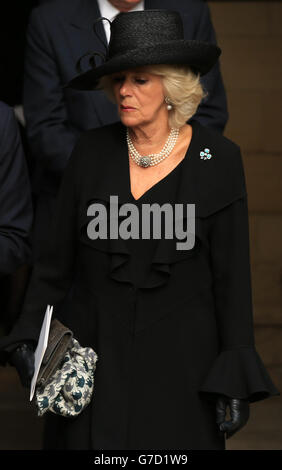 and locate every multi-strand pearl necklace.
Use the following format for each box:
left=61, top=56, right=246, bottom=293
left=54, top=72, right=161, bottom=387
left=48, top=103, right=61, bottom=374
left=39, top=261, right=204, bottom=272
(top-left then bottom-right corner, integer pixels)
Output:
left=126, top=127, right=180, bottom=168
